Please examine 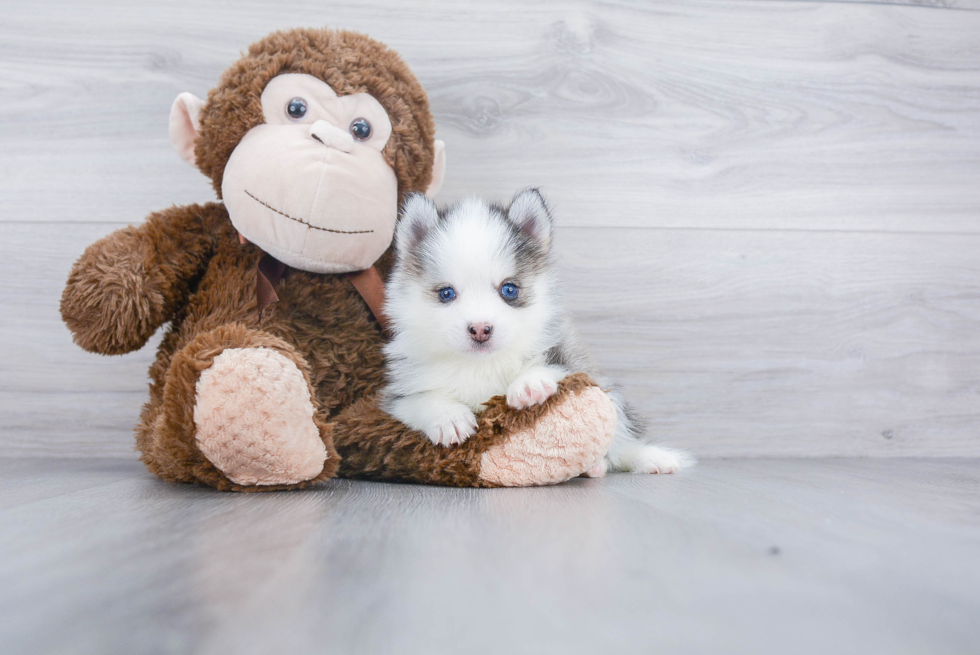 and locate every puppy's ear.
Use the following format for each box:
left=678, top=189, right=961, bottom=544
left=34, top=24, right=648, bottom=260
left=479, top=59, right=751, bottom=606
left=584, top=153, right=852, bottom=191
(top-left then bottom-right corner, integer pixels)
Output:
left=506, top=188, right=553, bottom=250
left=397, top=193, right=440, bottom=251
